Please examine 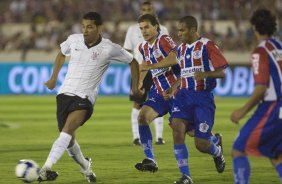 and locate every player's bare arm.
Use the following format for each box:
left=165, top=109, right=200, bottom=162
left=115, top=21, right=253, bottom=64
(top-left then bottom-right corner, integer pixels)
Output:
left=129, top=59, right=141, bottom=96
left=194, top=68, right=225, bottom=81
left=163, top=78, right=181, bottom=100
left=230, top=84, right=267, bottom=124
left=139, top=51, right=177, bottom=71
left=45, top=51, right=66, bottom=90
